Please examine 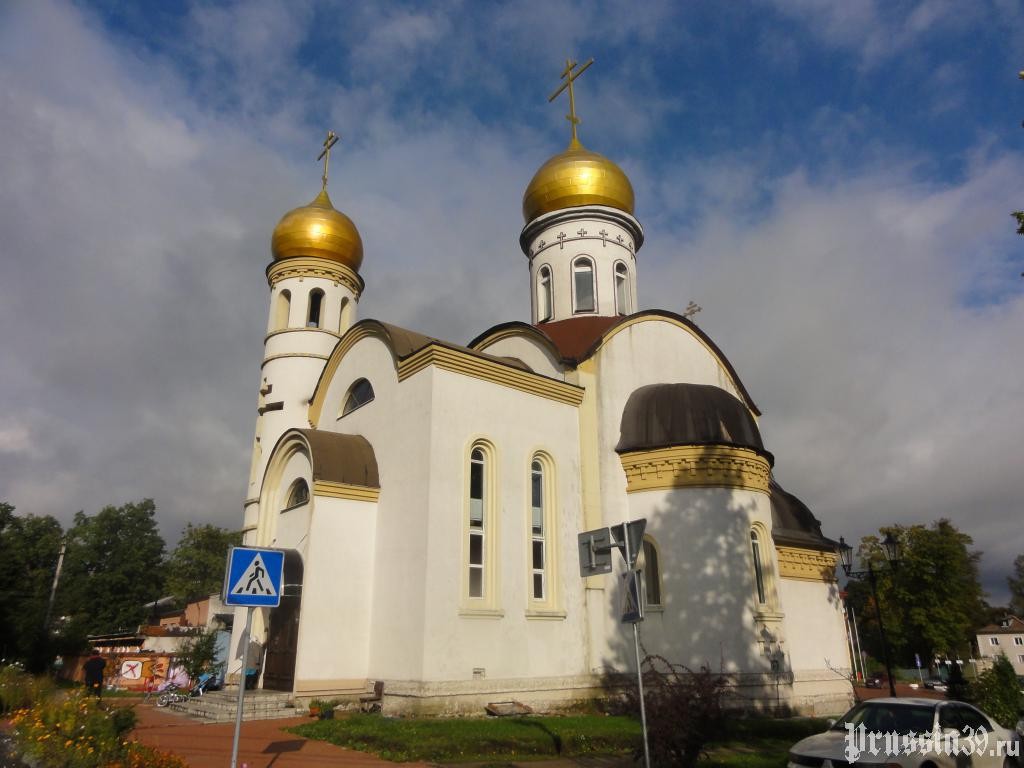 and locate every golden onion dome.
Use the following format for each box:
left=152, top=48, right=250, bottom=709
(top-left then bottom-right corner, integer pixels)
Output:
left=271, top=189, right=363, bottom=270
left=522, top=138, right=635, bottom=223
